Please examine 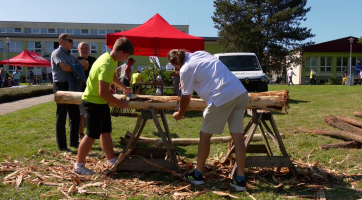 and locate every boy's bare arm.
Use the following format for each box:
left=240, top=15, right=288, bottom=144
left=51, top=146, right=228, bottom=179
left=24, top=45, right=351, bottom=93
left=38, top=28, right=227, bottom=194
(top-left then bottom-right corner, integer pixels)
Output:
left=99, top=80, right=128, bottom=108
left=112, top=74, right=131, bottom=93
